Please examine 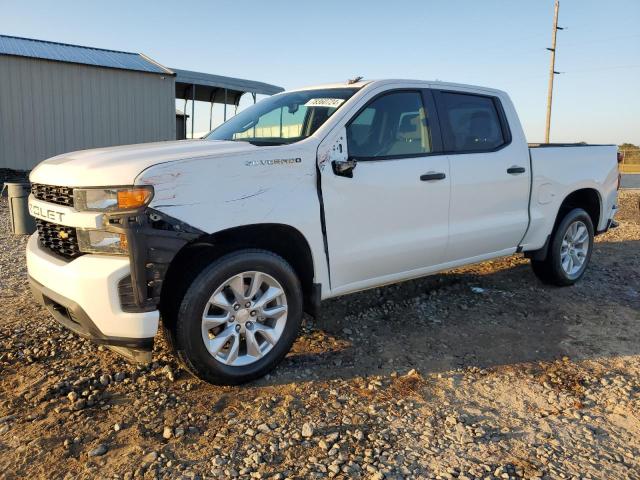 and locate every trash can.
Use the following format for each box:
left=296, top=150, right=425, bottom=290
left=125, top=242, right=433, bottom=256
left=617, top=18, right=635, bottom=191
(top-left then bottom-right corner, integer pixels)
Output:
left=4, top=182, right=36, bottom=235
